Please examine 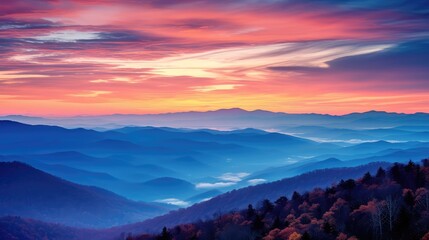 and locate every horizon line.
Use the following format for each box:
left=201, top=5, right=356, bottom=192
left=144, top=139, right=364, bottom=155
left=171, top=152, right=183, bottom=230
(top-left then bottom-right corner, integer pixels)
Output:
left=1, top=108, right=428, bottom=118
